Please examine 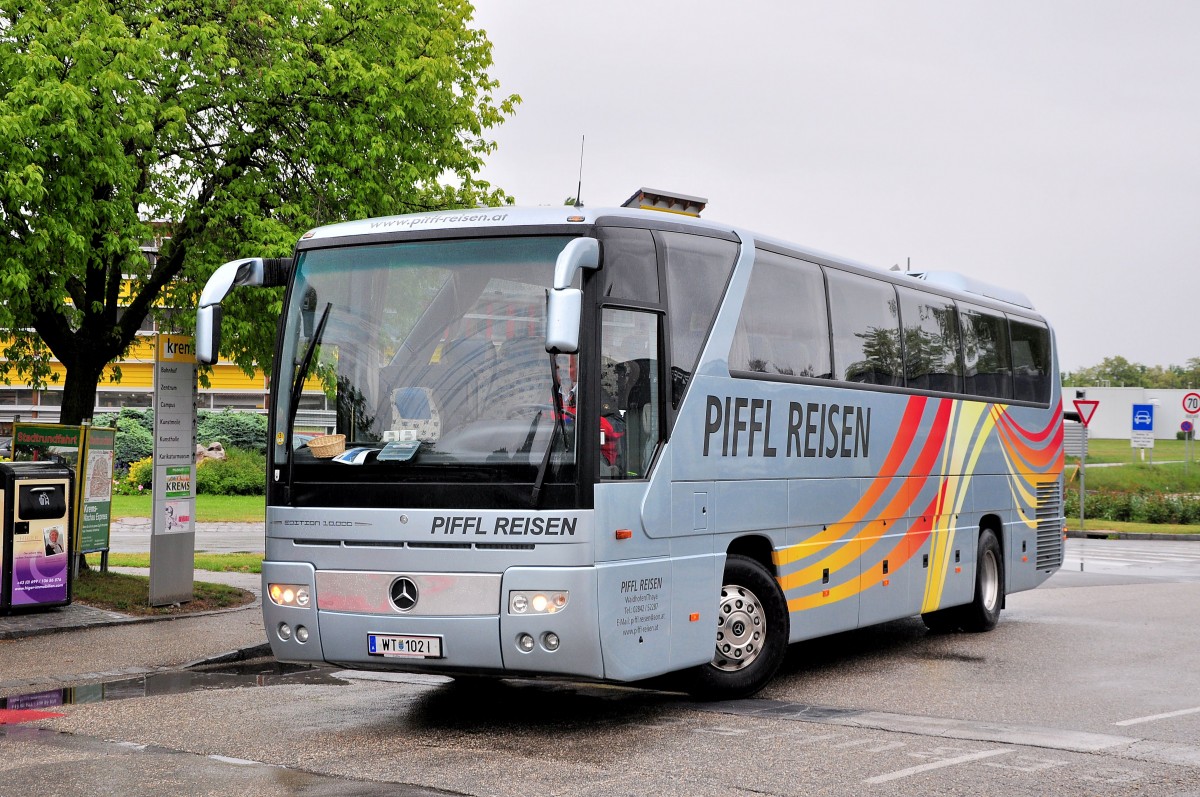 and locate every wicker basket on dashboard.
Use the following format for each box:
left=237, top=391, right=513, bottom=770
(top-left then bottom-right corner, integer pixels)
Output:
left=306, top=434, right=345, bottom=458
